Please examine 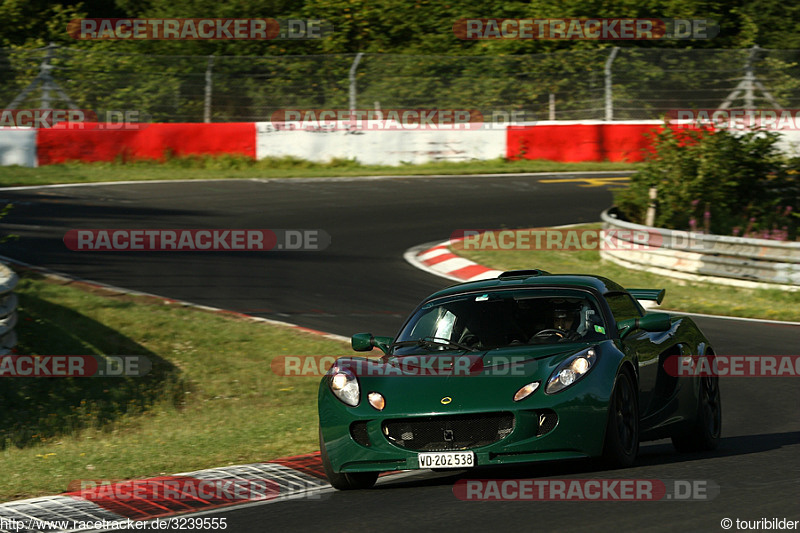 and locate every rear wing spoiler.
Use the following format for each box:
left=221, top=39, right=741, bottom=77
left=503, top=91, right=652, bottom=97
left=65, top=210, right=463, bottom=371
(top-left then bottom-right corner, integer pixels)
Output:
left=627, top=288, right=666, bottom=305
